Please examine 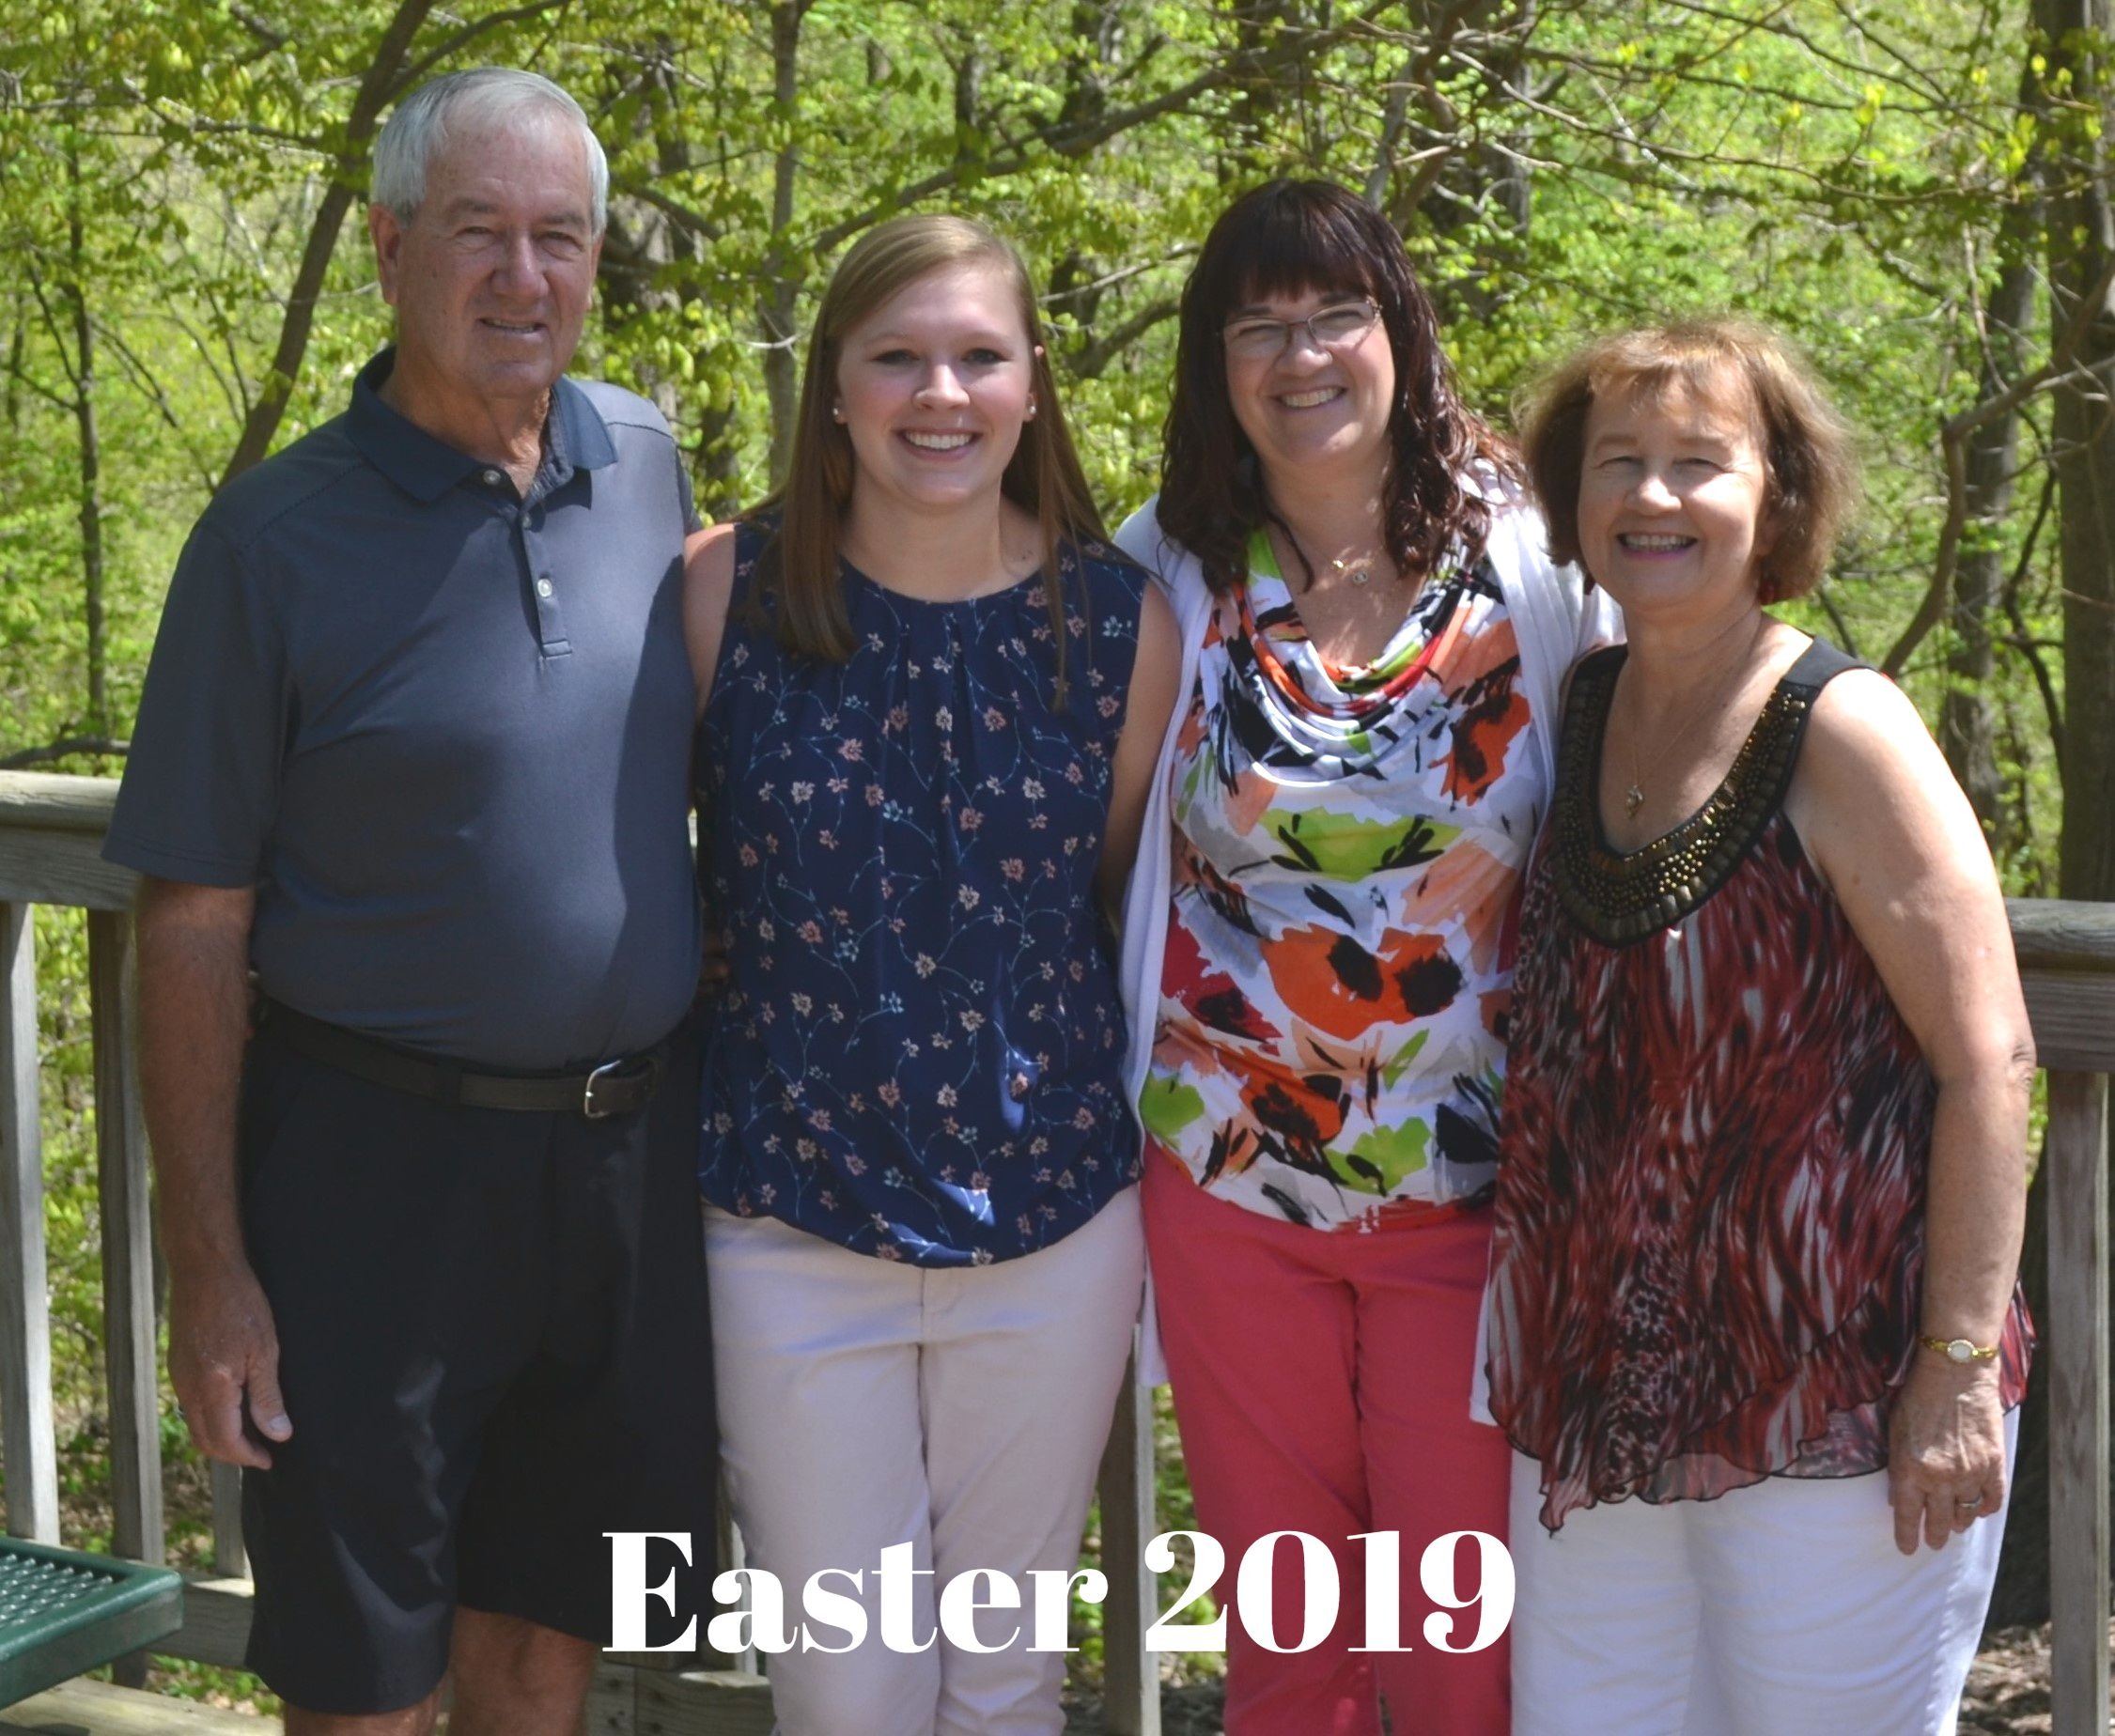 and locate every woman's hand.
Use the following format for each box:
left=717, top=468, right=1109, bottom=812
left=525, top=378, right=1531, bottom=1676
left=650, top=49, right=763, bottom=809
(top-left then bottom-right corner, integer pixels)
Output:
left=1887, top=1356, right=2007, bottom=1554
left=695, top=928, right=732, bottom=1002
